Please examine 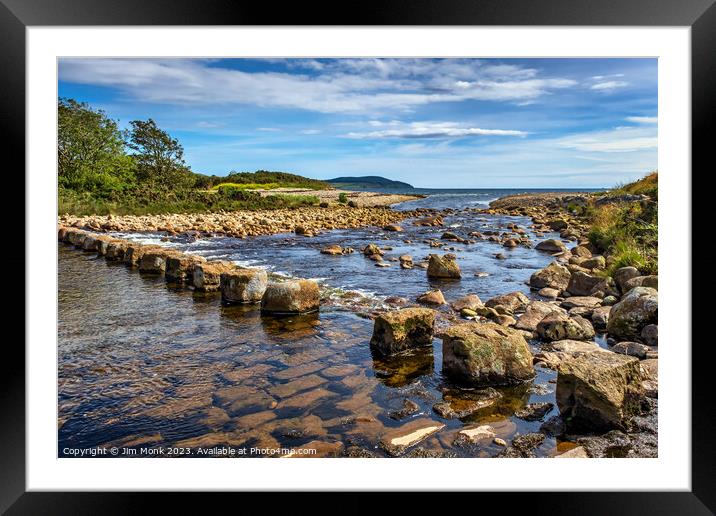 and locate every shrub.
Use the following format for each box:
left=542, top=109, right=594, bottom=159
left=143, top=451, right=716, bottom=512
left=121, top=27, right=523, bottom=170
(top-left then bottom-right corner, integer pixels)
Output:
left=338, top=192, right=348, bottom=204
